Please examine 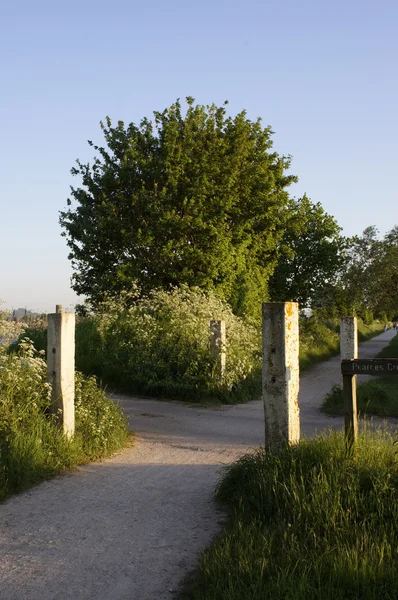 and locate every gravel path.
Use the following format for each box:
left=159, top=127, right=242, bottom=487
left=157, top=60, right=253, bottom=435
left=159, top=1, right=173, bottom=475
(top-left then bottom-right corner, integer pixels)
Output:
left=1, top=330, right=397, bottom=600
